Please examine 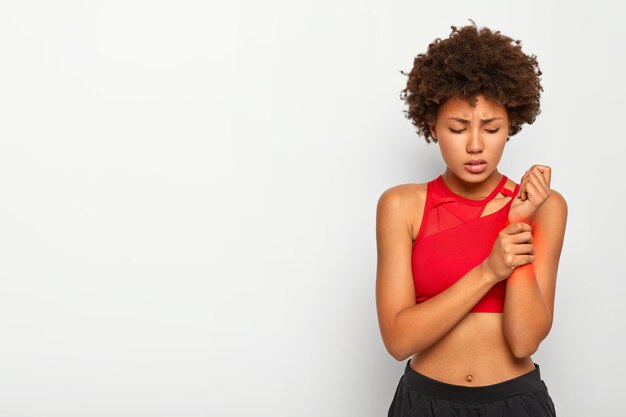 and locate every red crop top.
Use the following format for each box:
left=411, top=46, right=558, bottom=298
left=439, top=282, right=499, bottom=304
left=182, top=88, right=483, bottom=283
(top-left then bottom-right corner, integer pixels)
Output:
left=411, top=174, right=520, bottom=313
